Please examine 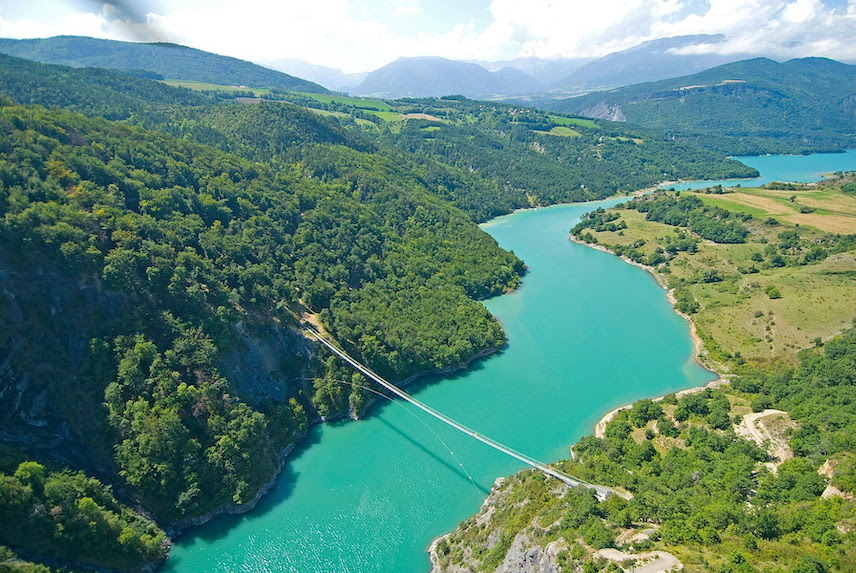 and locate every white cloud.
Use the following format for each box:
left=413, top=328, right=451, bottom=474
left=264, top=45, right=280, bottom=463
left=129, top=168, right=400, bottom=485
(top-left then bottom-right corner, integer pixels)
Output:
left=475, top=0, right=856, bottom=62
left=389, top=0, right=421, bottom=15
left=1, top=0, right=855, bottom=71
